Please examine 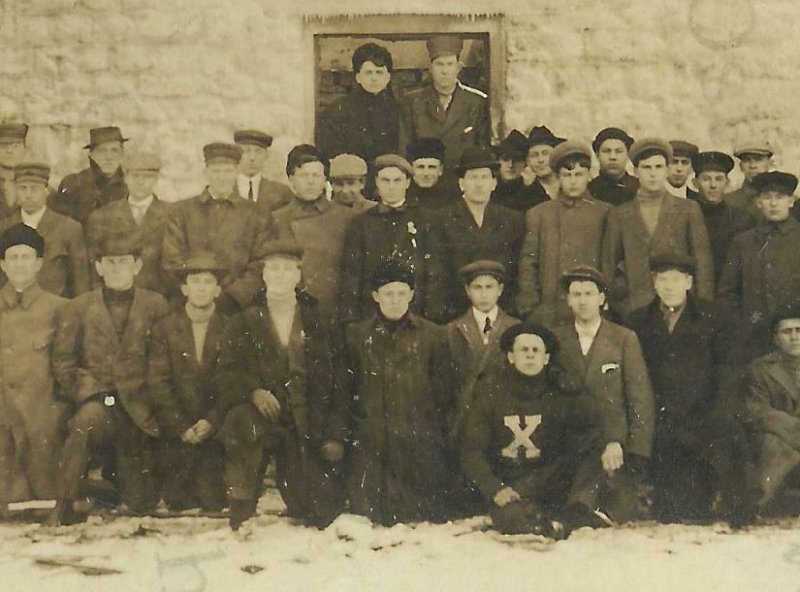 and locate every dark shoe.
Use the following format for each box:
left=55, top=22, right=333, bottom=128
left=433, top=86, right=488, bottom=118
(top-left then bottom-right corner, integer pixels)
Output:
left=561, top=503, right=614, bottom=536
left=45, top=499, right=87, bottom=527
left=229, top=499, right=257, bottom=531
